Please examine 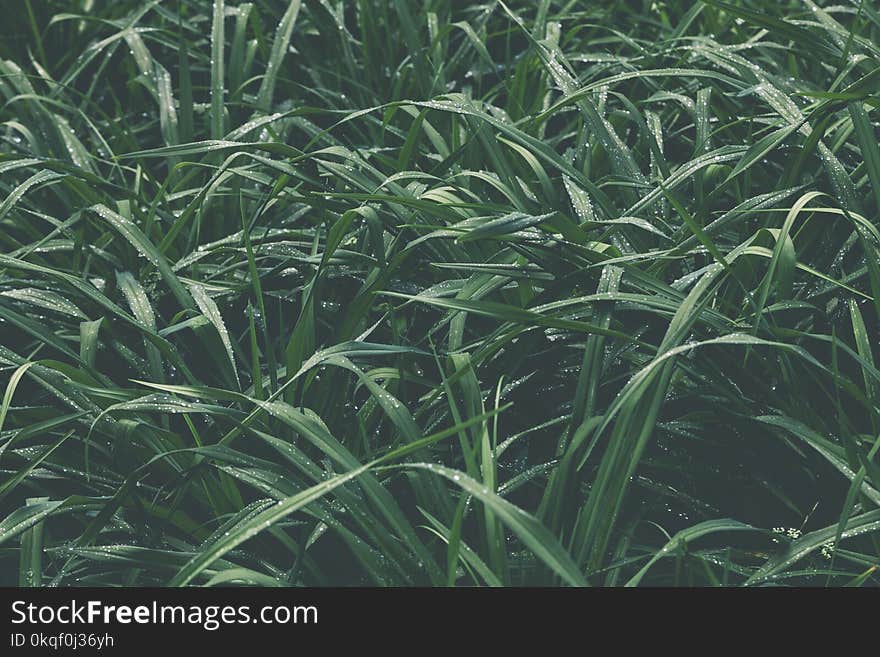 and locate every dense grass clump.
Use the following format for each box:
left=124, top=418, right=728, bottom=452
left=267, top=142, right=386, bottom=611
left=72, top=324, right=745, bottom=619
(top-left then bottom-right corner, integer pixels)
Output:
left=2, top=0, right=880, bottom=587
